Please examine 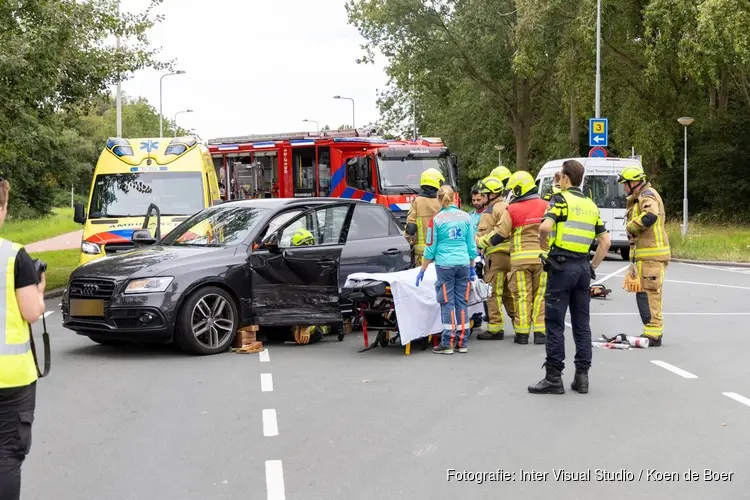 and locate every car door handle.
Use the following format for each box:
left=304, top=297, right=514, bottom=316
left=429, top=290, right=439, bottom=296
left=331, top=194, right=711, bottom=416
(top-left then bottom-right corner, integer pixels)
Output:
left=614, top=216, right=625, bottom=220
left=382, top=248, right=401, bottom=255
left=318, top=259, right=337, bottom=268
